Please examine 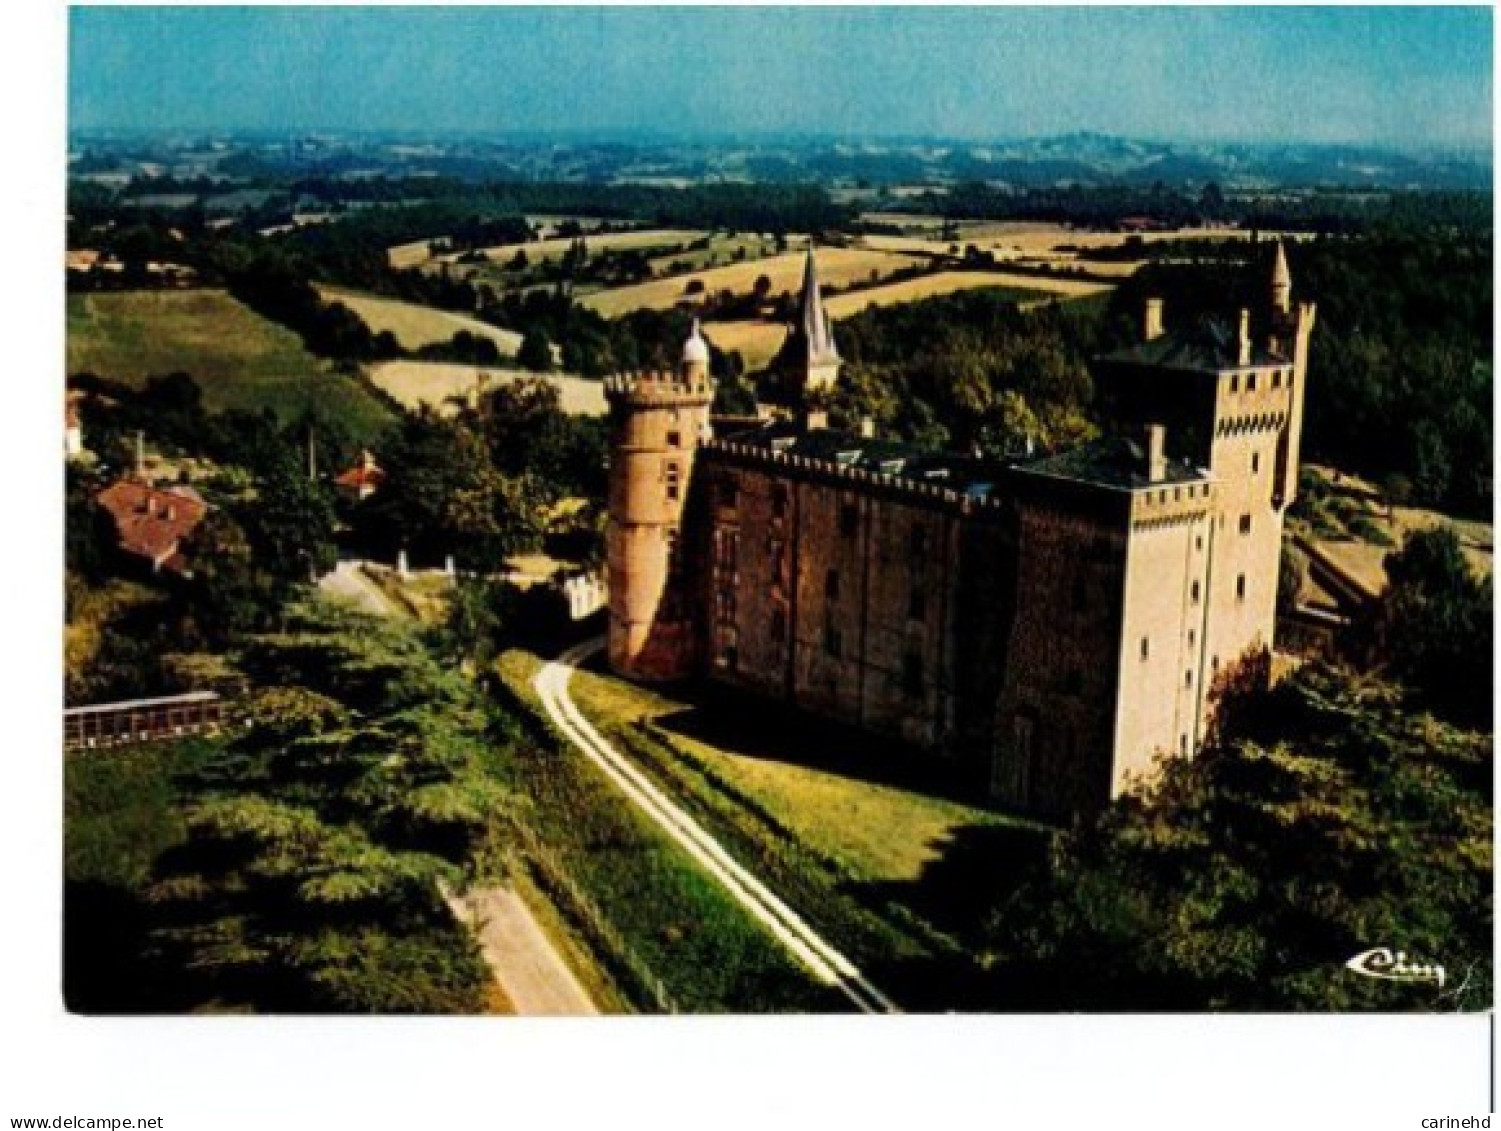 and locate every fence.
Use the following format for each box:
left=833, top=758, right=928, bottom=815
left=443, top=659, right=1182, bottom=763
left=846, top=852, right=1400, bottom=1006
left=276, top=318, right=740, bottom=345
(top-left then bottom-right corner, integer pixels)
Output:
left=64, top=691, right=228, bottom=752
